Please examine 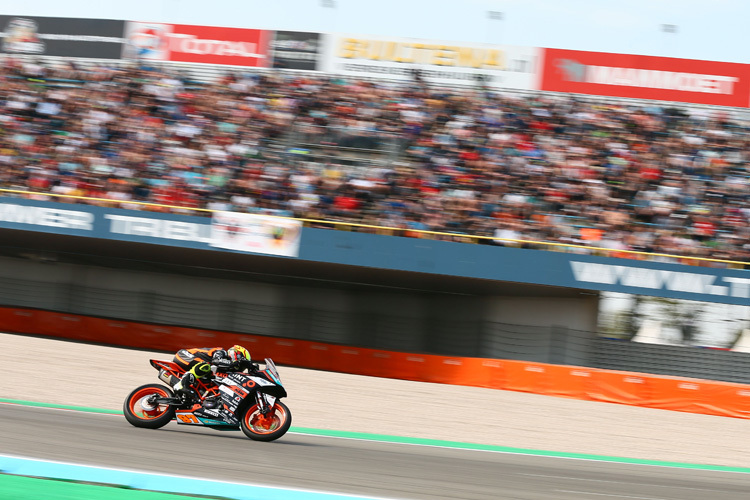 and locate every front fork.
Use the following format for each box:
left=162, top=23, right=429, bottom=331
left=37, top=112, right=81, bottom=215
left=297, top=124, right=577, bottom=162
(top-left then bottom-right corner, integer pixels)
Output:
left=255, top=391, right=273, bottom=415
